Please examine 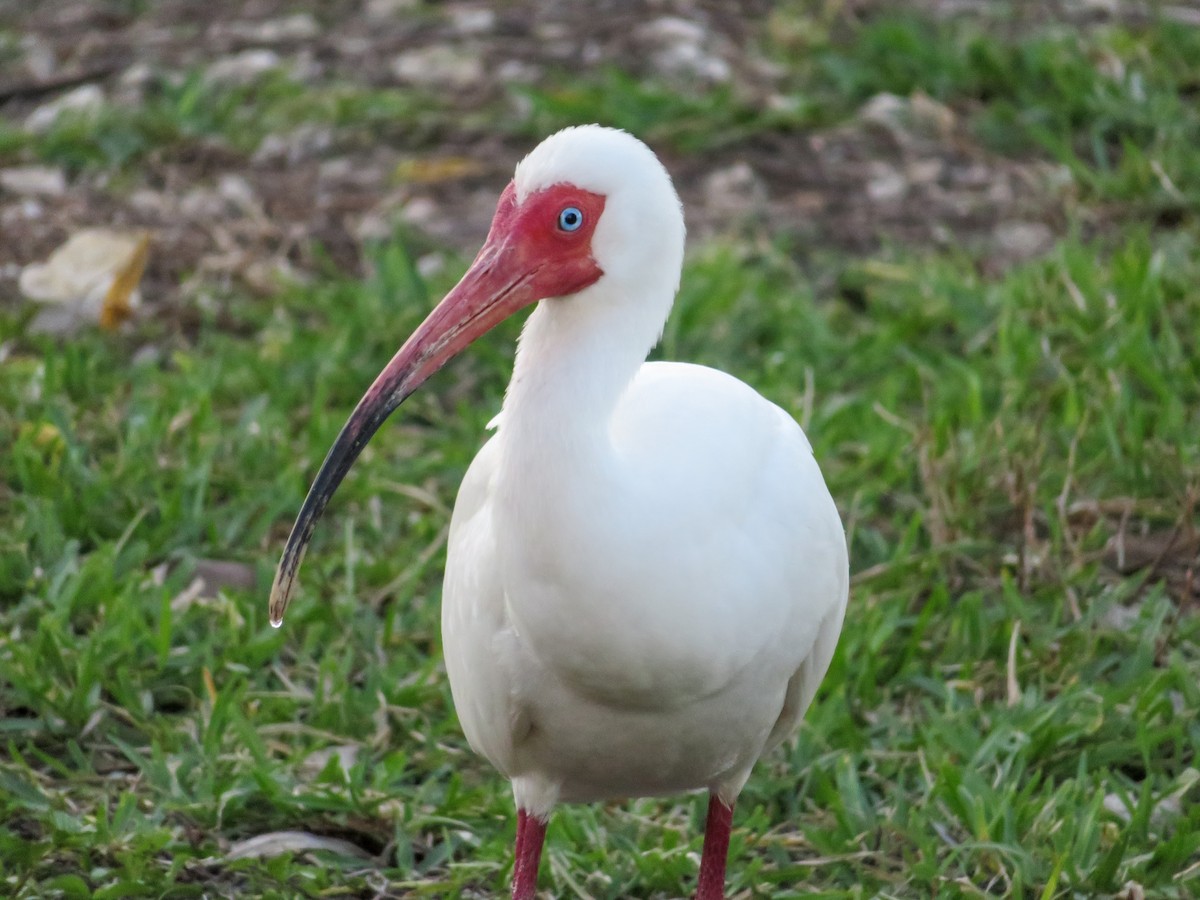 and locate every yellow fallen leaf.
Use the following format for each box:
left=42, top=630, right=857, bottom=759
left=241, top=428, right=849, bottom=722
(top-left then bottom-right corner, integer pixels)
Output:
left=394, top=156, right=483, bottom=185
left=100, top=232, right=150, bottom=330
left=202, top=666, right=218, bottom=704
left=28, top=422, right=63, bottom=447
left=19, top=228, right=153, bottom=335
left=19, top=421, right=66, bottom=467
